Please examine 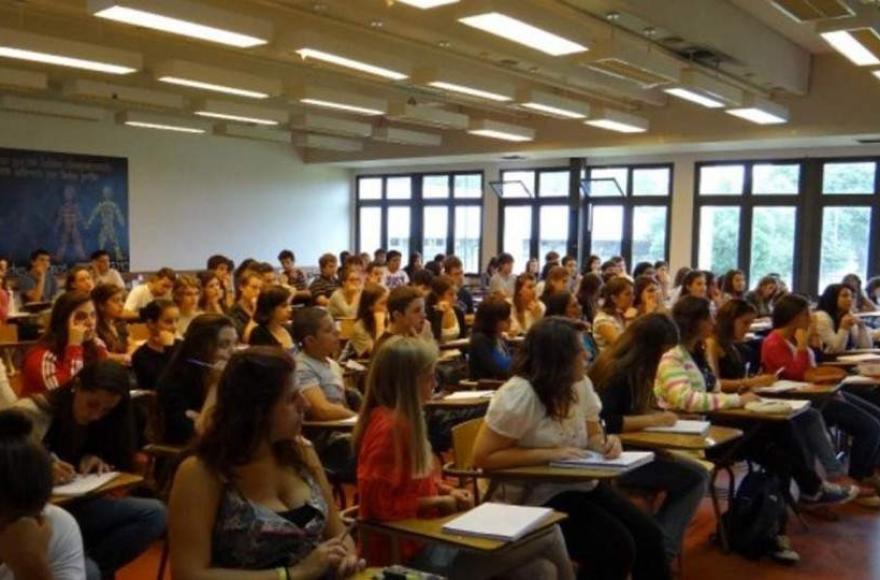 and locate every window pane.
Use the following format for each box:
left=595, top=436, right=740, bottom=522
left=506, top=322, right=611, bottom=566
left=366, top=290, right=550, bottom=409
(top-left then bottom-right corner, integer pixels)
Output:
left=423, top=175, right=449, bottom=199
left=632, top=206, right=667, bottom=265
left=359, top=207, right=381, bottom=252
left=386, top=176, right=412, bottom=200
left=422, top=206, right=448, bottom=260
left=454, top=206, right=482, bottom=273
left=632, top=167, right=670, bottom=196
left=753, top=164, right=800, bottom=195
left=820, top=207, right=871, bottom=290
left=503, top=206, right=532, bottom=269
left=699, top=165, right=745, bottom=195
left=454, top=173, right=482, bottom=199
left=358, top=177, right=382, bottom=200
left=588, top=167, right=628, bottom=197
left=502, top=171, right=535, bottom=198
left=590, top=205, right=623, bottom=258
left=538, top=170, right=569, bottom=198
left=539, top=206, right=568, bottom=259
left=822, top=162, right=876, bottom=195
left=698, top=206, right=740, bottom=272
left=386, top=207, right=411, bottom=256
left=750, top=207, right=796, bottom=289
